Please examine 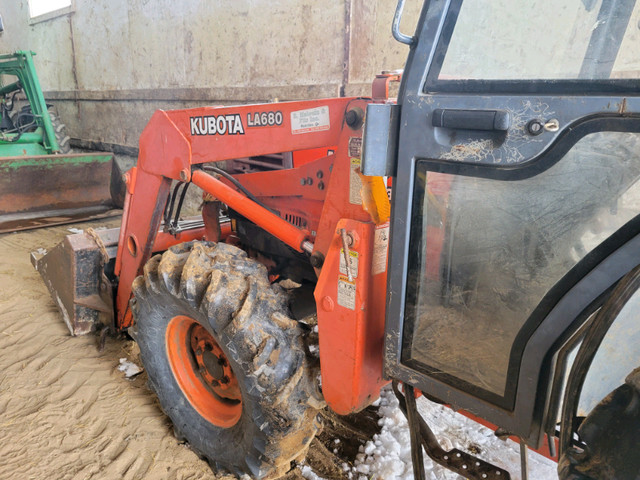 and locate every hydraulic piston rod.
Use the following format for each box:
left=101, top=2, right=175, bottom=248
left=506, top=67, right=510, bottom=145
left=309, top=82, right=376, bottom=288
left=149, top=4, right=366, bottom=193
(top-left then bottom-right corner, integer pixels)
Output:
left=191, top=169, right=311, bottom=254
